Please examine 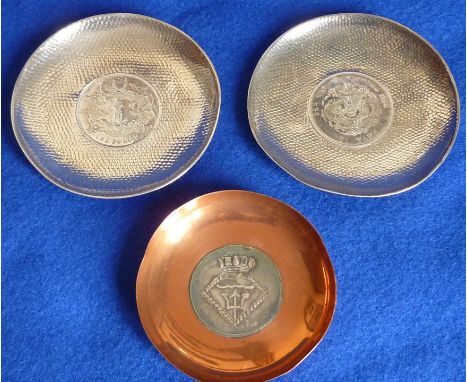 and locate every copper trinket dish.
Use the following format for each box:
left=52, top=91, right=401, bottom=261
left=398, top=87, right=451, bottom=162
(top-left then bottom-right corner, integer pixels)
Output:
left=136, top=190, right=336, bottom=381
